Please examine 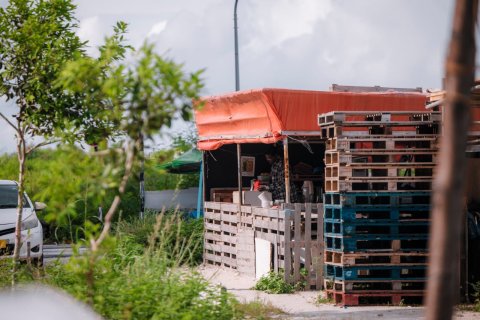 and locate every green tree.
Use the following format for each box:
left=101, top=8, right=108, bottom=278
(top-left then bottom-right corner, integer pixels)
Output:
left=58, top=41, right=204, bottom=252
left=0, top=0, right=85, bottom=278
